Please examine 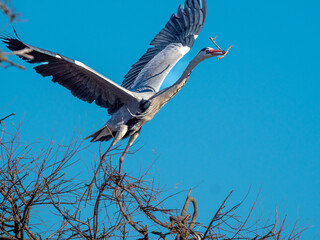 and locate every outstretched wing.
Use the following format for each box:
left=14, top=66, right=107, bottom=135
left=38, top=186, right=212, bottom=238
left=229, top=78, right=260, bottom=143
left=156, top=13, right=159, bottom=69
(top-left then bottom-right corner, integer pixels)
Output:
left=122, top=0, right=207, bottom=93
left=1, top=37, right=141, bottom=114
